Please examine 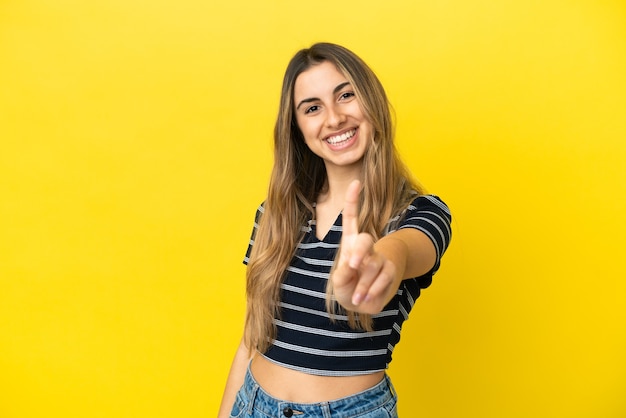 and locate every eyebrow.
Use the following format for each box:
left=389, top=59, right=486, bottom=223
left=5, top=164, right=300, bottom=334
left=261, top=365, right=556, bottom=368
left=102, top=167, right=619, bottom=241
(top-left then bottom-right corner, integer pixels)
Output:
left=295, top=81, right=352, bottom=110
